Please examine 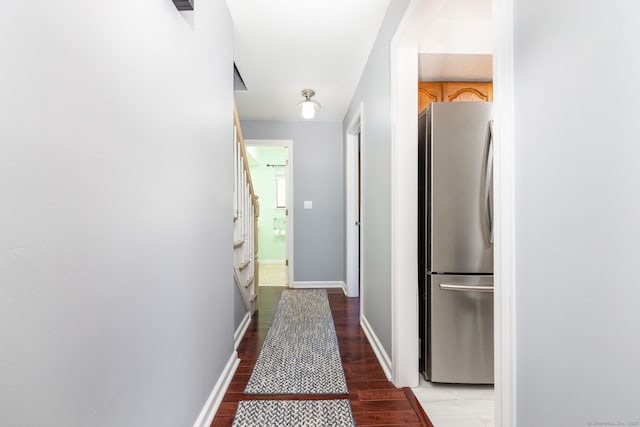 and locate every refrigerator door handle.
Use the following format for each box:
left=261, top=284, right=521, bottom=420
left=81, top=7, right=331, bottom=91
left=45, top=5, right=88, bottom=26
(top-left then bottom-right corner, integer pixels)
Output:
left=440, top=283, right=495, bottom=293
left=483, top=120, right=494, bottom=244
